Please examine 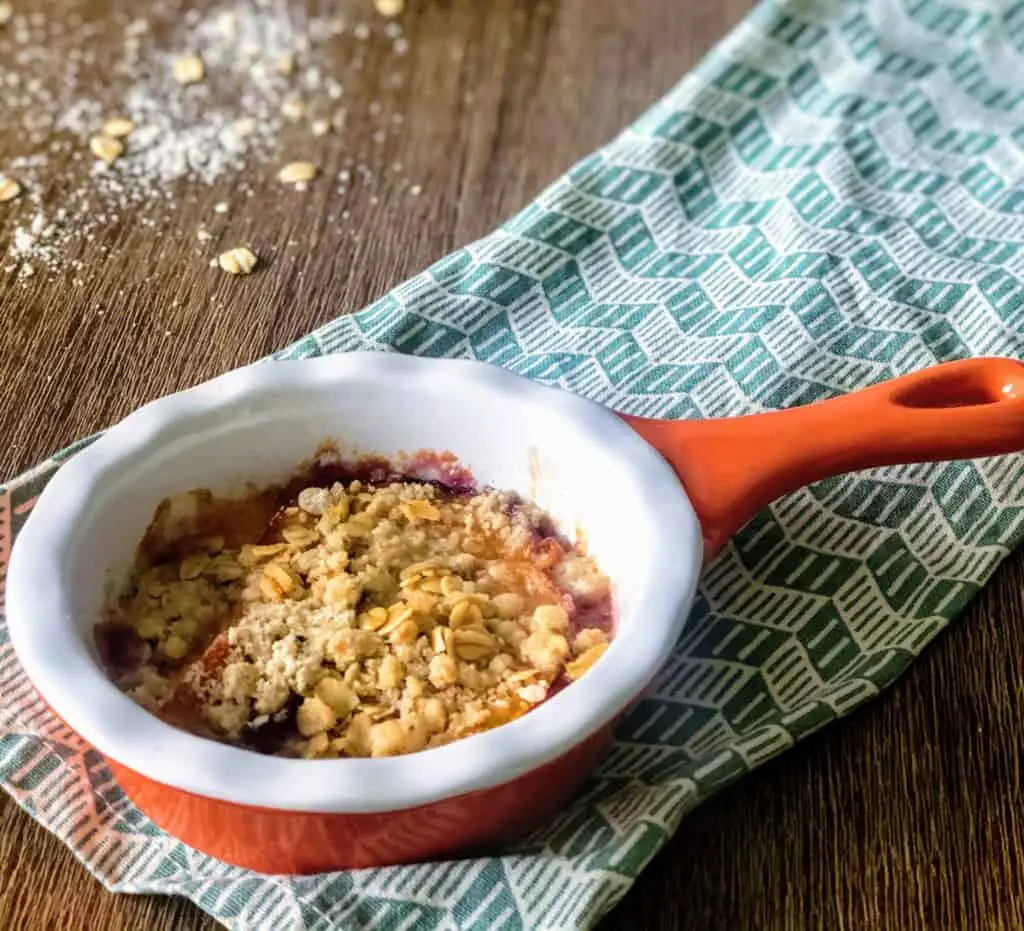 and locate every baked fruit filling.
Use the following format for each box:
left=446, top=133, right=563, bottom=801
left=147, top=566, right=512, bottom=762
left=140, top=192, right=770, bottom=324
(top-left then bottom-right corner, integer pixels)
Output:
left=98, top=464, right=614, bottom=759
